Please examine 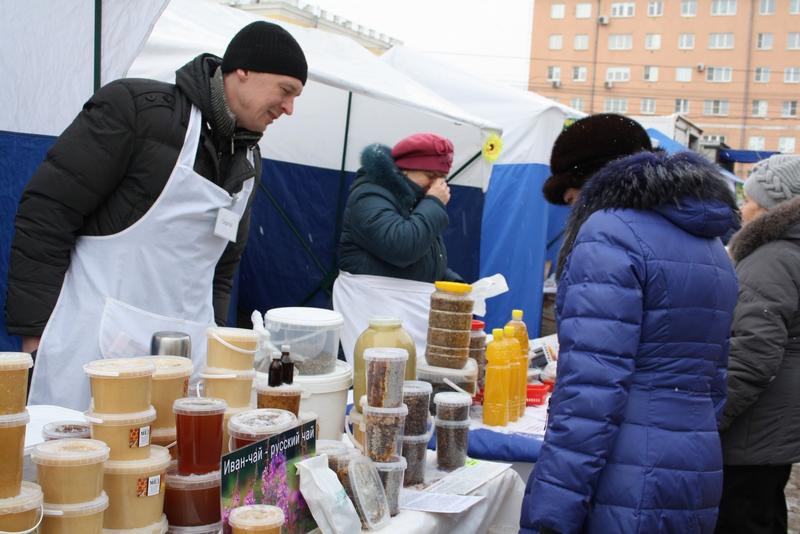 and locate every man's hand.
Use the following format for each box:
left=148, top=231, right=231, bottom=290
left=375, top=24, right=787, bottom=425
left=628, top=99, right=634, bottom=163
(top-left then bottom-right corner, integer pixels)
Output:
left=426, top=178, right=451, bottom=205
left=21, top=336, right=41, bottom=354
